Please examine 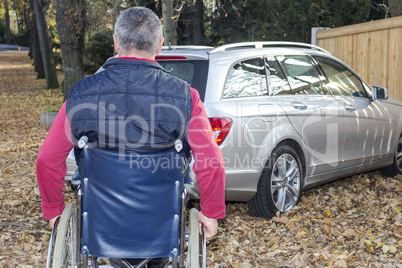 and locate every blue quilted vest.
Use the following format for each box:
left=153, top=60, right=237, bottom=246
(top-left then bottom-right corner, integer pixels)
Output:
left=66, top=58, right=192, bottom=155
